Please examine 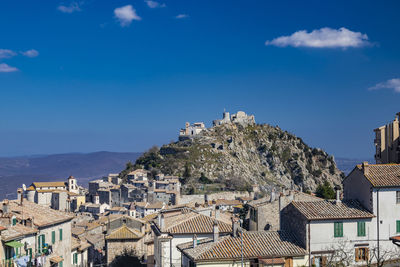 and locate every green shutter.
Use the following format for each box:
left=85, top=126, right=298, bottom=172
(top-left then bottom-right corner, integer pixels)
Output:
left=397, top=221, right=400, bottom=233
left=357, top=221, right=366, bottom=236
left=334, top=222, right=343, bottom=237
left=52, top=231, right=56, bottom=244
left=59, top=228, right=63, bottom=241
left=12, top=218, right=16, bottom=226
